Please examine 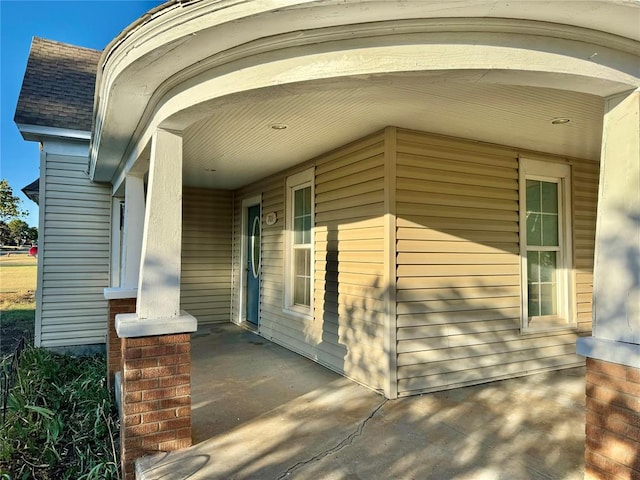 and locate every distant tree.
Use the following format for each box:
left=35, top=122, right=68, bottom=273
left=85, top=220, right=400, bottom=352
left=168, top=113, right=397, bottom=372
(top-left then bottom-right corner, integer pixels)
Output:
left=25, top=226, right=38, bottom=244
left=7, top=219, right=30, bottom=245
left=0, top=179, right=27, bottom=222
left=0, top=221, right=9, bottom=245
